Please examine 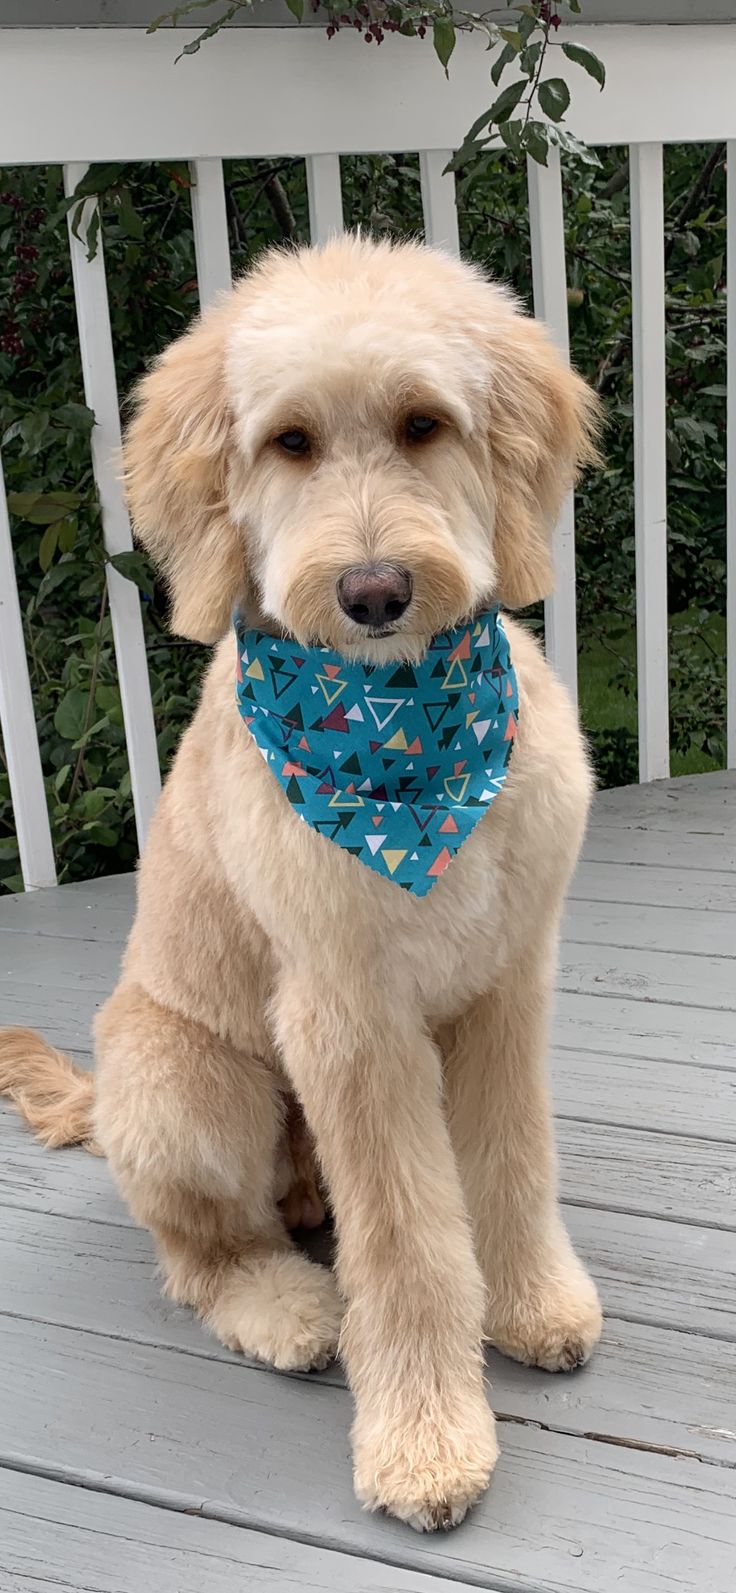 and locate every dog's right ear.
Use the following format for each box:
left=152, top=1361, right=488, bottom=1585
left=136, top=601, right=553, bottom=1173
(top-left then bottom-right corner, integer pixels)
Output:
left=123, top=304, right=242, bottom=643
